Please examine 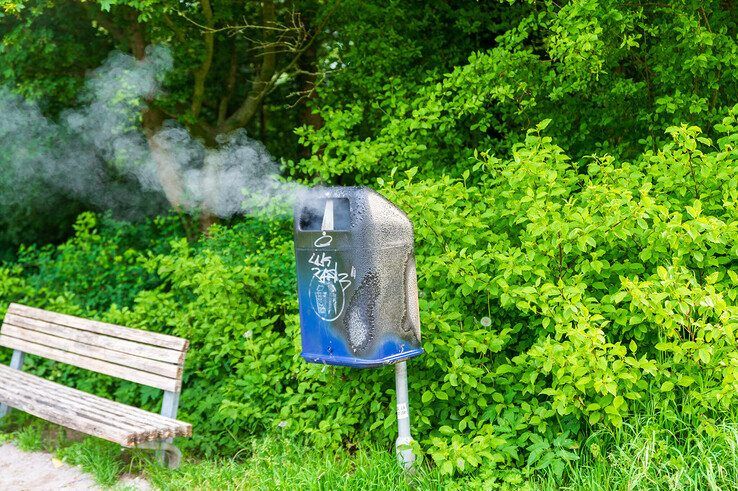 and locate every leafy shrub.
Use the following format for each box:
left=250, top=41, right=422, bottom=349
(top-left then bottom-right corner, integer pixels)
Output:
left=14, top=212, right=184, bottom=312
left=372, top=113, right=738, bottom=478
